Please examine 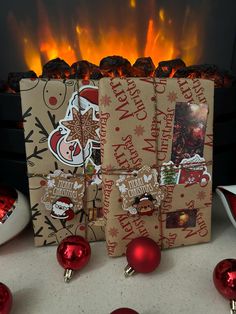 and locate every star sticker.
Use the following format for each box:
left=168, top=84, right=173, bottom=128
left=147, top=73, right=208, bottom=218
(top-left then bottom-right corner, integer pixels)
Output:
left=61, top=108, right=99, bottom=148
